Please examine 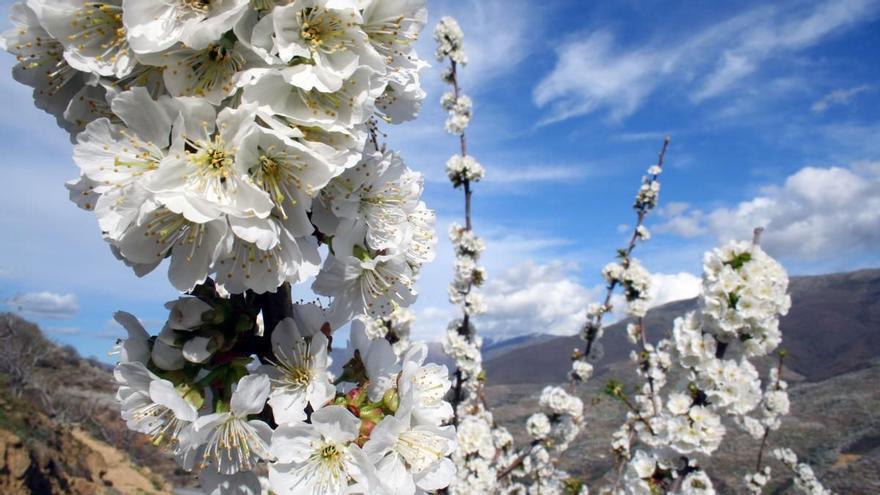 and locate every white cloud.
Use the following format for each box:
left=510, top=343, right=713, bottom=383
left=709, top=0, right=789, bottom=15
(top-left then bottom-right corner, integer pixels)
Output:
left=5, top=292, right=79, bottom=320
left=657, top=163, right=880, bottom=260
left=534, top=0, right=879, bottom=123
left=534, top=30, right=667, bottom=124
left=413, top=250, right=702, bottom=342
left=480, top=261, right=598, bottom=339
left=811, top=85, right=872, bottom=113
left=655, top=202, right=707, bottom=238
left=649, top=272, right=701, bottom=308
left=408, top=216, right=576, bottom=341
left=477, top=262, right=700, bottom=340
left=487, top=165, right=591, bottom=184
